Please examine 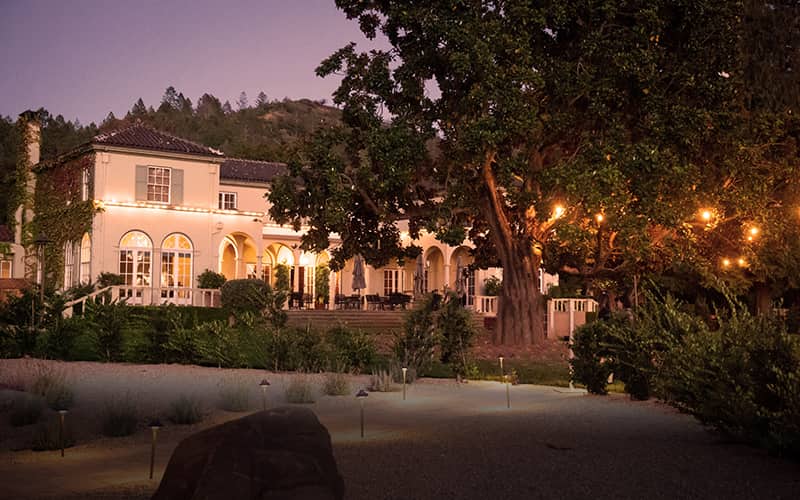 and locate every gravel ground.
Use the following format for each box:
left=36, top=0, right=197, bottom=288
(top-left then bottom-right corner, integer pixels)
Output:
left=0, top=359, right=798, bottom=500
